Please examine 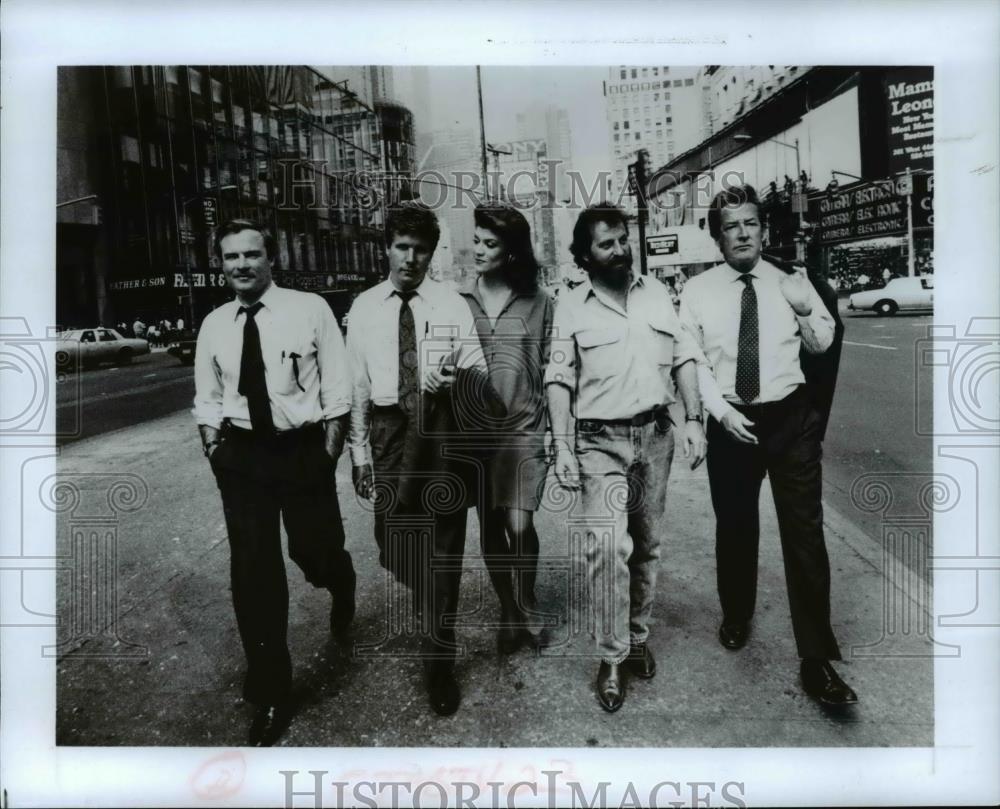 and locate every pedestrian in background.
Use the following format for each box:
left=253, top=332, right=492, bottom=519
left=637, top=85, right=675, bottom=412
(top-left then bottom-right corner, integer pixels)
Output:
left=193, top=219, right=356, bottom=746
left=348, top=202, right=499, bottom=717
left=546, top=204, right=706, bottom=712
left=679, top=185, right=857, bottom=707
left=459, top=204, right=553, bottom=653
